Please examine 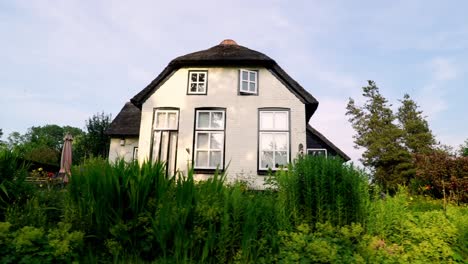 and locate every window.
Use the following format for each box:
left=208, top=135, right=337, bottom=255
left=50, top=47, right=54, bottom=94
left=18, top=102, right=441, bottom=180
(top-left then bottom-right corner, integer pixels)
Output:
left=259, top=110, right=289, bottom=170
left=239, top=69, right=257, bottom=94
left=154, top=110, right=178, bottom=130
left=133, top=147, right=138, bottom=161
left=194, top=109, right=225, bottom=170
left=188, top=71, right=207, bottom=94
left=307, top=148, right=327, bottom=157
left=151, top=109, right=179, bottom=177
